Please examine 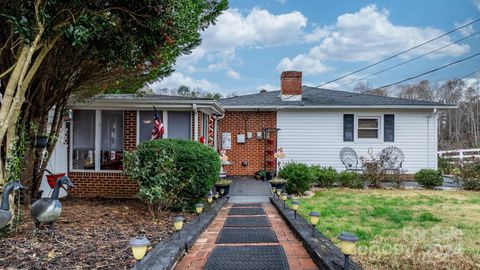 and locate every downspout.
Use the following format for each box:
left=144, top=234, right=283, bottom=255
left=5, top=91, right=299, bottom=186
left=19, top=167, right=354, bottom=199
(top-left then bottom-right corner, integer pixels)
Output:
left=427, top=108, right=438, bottom=169
left=193, top=104, right=198, bottom=141
left=212, top=113, right=225, bottom=151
